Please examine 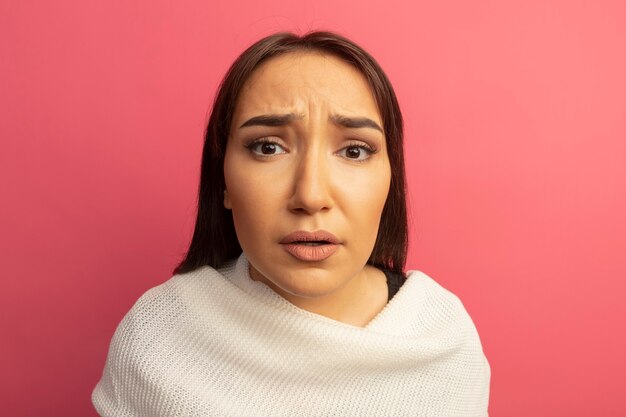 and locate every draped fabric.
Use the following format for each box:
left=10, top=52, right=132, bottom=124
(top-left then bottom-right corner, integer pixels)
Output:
left=92, top=253, right=490, bottom=416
